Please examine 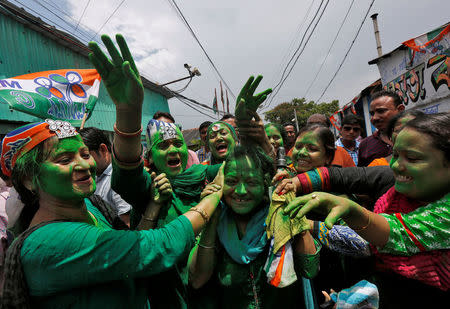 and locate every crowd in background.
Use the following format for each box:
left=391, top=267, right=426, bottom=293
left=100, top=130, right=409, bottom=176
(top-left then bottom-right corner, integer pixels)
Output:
left=0, top=34, right=448, bottom=309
